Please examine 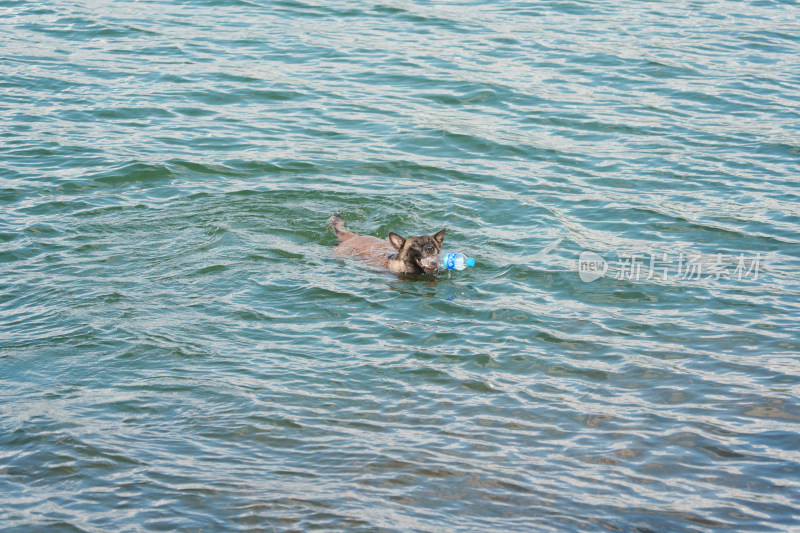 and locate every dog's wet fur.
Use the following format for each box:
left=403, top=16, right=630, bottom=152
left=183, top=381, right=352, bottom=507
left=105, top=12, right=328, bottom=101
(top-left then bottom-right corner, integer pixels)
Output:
left=328, top=216, right=445, bottom=276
